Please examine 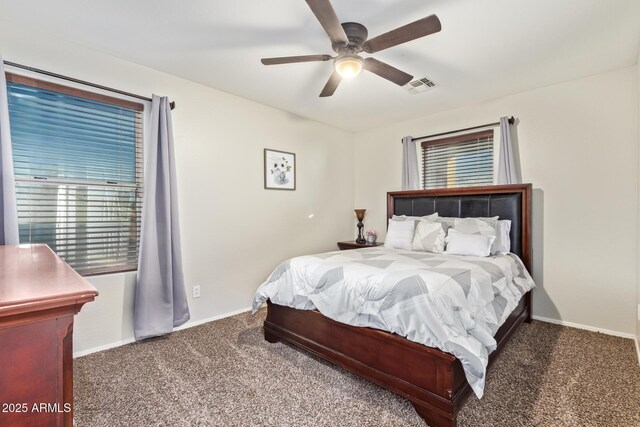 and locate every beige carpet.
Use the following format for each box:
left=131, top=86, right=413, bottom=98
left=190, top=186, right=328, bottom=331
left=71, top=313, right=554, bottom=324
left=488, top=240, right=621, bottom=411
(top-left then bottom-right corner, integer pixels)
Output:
left=74, top=309, right=640, bottom=426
